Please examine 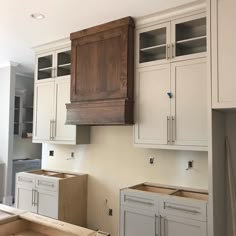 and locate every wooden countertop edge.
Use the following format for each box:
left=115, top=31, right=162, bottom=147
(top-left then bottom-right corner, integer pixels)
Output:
left=19, top=212, right=96, bottom=236
left=143, top=182, right=208, bottom=194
